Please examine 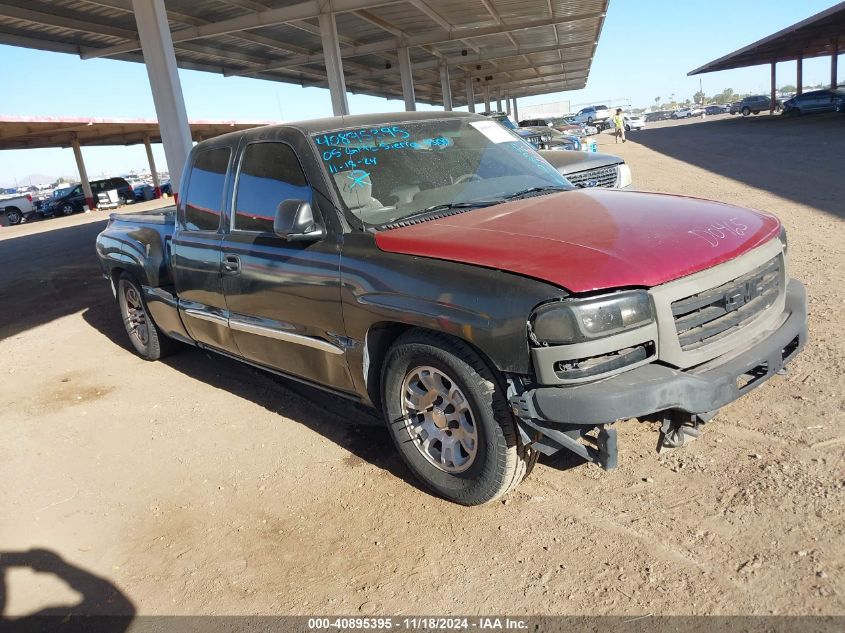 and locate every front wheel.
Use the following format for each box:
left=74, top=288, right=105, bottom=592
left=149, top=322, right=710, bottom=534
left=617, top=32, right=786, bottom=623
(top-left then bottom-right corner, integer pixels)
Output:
left=382, top=330, right=536, bottom=505
left=742, top=107, right=751, bottom=116
left=117, top=273, right=178, bottom=361
left=60, top=203, right=75, bottom=216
